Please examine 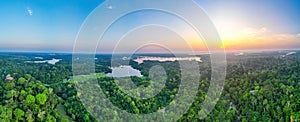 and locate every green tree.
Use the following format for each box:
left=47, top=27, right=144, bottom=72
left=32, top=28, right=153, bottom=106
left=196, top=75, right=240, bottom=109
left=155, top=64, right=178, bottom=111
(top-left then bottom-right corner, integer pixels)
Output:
left=46, top=114, right=56, bottom=122
left=26, top=95, right=36, bottom=105
left=17, top=77, right=26, bottom=85
left=25, top=110, right=34, bottom=122
left=61, top=118, right=70, bottom=122
left=13, top=108, right=25, bottom=121
left=35, top=93, right=48, bottom=105
left=0, top=106, right=12, bottom=121
left=25, top=74, right=32, bottom=80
